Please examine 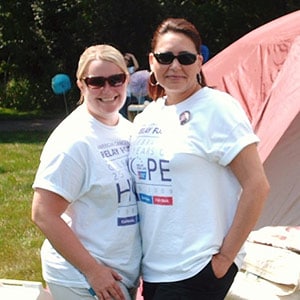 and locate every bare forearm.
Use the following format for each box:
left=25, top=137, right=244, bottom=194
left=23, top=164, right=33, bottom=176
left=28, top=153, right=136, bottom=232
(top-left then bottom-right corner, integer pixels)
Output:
left=212, top=181, right=269, bottom=278
left=219, top=185, right=267, bottom=262
left=220, top=144, right=270, bottom=263
left=32, top=190, right=97, bottom=275
left=32, top=189, right=125, bottom=299
left=35, top=215, right=98, bottom=275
